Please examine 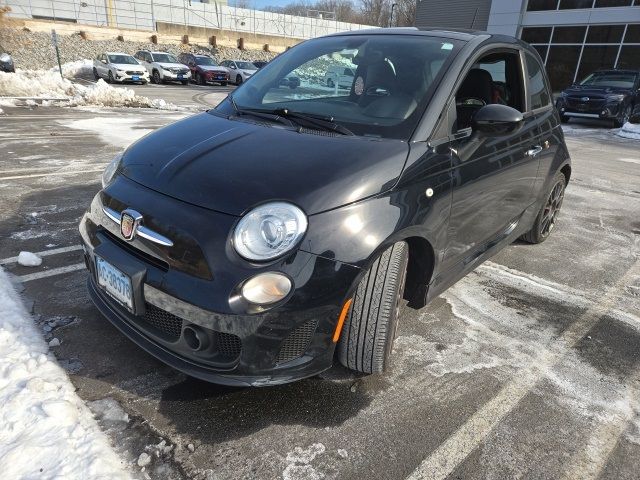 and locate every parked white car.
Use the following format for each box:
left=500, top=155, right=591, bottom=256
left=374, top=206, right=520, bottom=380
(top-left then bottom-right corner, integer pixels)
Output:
left=134, top=50, right=191, bottom=85
left=220, top=59, right=258, bottom=85
left=323, top=65, right=356, bottom=89
left=93, top=52, right=149, bottom=84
